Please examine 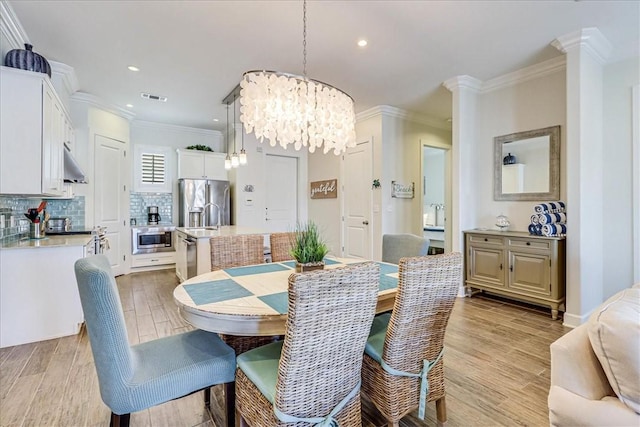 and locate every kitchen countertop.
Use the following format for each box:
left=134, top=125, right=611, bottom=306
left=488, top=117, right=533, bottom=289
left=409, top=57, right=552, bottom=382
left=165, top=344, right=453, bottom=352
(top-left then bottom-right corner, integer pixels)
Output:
left=175, top=225, right=267, bottom=239
left=0, top=234, right=94, bottom=250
